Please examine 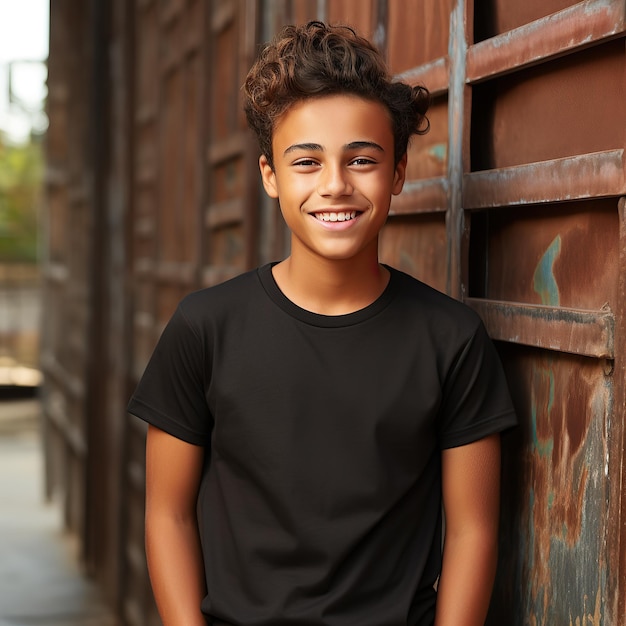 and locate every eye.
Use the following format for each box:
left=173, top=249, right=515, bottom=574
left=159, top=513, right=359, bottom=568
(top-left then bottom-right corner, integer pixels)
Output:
left=293, top=158, right=319, bottom=167
left=350, top=157, right=377, bottom=166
